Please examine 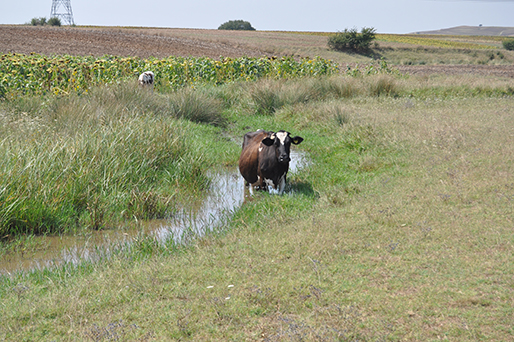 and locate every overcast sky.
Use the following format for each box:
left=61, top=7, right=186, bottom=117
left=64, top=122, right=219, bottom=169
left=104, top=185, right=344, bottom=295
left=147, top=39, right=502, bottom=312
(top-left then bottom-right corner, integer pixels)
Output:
left=1, top=0, right=513, bottom=34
